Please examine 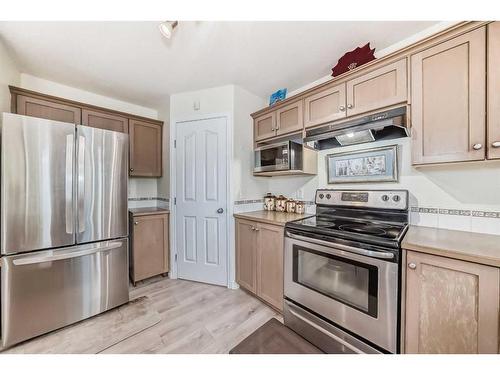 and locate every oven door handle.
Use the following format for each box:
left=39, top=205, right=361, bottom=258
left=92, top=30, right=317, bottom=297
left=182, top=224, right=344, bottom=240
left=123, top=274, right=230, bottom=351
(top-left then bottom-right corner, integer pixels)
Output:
left=286, top=231, right=395, bottom=260
left=287, top=305, right=365, bottom=354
